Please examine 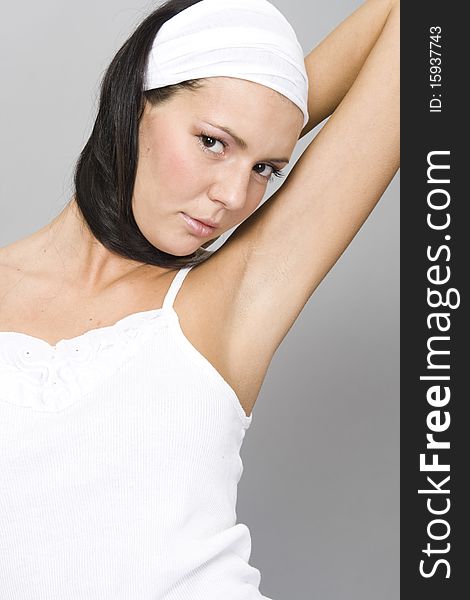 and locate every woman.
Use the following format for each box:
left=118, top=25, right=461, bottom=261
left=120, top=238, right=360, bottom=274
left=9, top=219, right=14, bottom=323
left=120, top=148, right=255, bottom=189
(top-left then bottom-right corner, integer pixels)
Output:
left=0, top=0, right=399, bottom=598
